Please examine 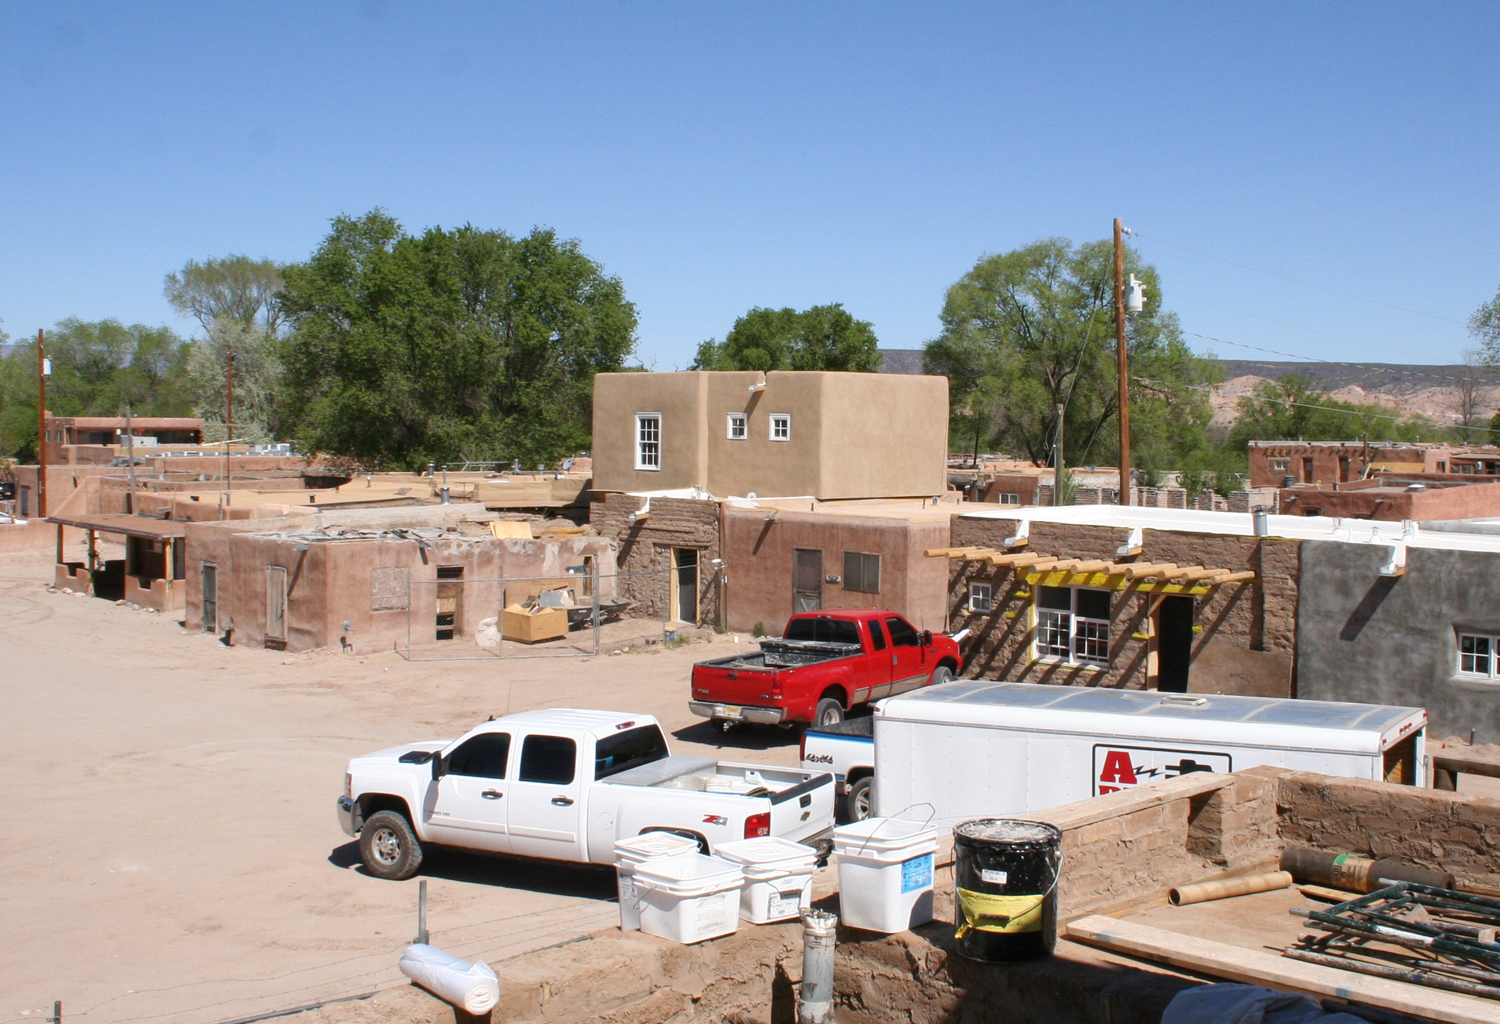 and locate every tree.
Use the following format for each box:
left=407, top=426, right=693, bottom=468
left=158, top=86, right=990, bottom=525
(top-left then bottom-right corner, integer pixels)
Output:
left=1227, top=374, right=1427, bottom=445
left=1472, top=282, right=1500, bottom=362
left=186, top=320, right=281, bottom=444
left=164, top=255, right=286, bottom=335
left=1454, top=349, right=1487, bottom=443
left=276, top=210, right=637, bottom=469
left=923, top=238, right=1216, bottom=469
left=692, top=304, right=880, bottom=372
